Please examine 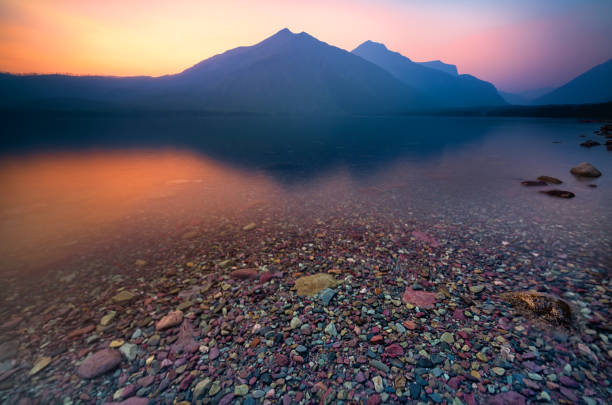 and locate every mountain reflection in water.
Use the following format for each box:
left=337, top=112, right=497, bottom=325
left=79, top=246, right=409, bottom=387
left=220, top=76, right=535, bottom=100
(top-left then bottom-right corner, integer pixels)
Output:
left=0, top=114, right=610, bottom=275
